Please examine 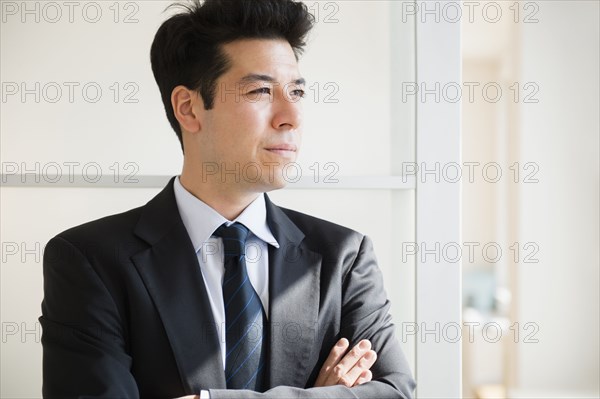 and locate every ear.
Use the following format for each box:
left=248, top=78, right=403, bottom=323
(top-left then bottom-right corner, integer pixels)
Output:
left=171, top=85, right=202, bottom=134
